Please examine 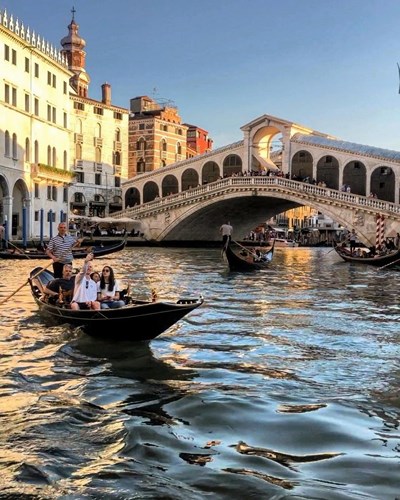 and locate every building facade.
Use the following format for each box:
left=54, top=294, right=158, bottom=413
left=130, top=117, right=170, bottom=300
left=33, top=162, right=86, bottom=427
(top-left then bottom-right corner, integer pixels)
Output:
left=0, top=8, right=73, bottom=241
left=128, top=95, right=188, bottom=178
left=184, top=124, right=213, bottom=158
left=0, top=7, right=129, bottom=241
